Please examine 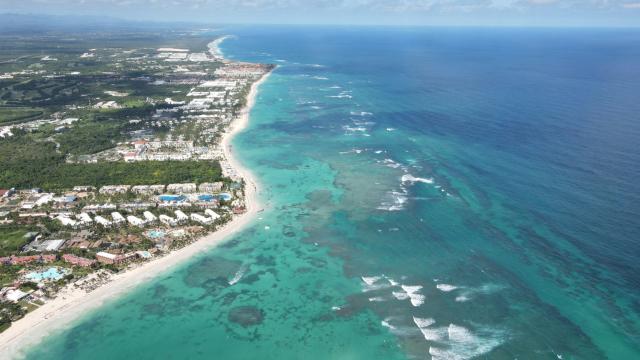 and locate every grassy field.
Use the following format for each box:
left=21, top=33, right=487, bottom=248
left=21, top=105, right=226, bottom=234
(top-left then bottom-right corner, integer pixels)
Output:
left=0, top=107, right=44, bottom=124
left=0, top=227, right=30, bottom=256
